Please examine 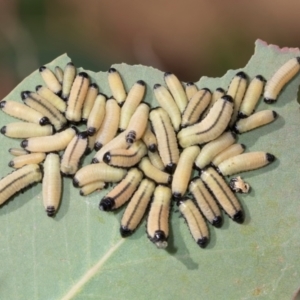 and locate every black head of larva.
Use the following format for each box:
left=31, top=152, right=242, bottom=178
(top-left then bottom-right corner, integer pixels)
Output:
left=39, top=117, right=50, bottom=126
left=103, top=152, right=111, bottom=164
left=0, top=126, right=6, bottom=135
left=8, top=161, right=14, bottom=168
left=87, top=127, right=96, bottom=136
left=91, top=158, right=99, bottom=164
left=232, top=124, right=240, bottom=134
left=78, top=72, right=89, bottom=78
left=99, top=197, right=115, bottom=211
left=173, top=192, right=182, bottom=200
left=20, top=139, right=28, bottom=148
left=216, top=87, right=225, bottom=93
left=21, top=91, right=31, bottom=100
left=272, top=111, right=278, bottom=119
left=39, top=66, right=46, bottom=72
left=232, top=210, right=244, bottom=224
left=153, top=83, right=161, bottom=89
left=148, top=144, right=157, bottom=153
left=164, top=72, right=173, bottom=77
left=236, top=71, right=247, bottom=79
left=94, top=142, right=103, bottom=152
left=67, top=61, right=74, bottom=66
left=153, top=230, right=166, bottom=242
left=186, top=82, right=194, bottom=86
left=212, top=216, right=223, bottom=228
left=72, top=178, right=80, bottom=188
left=266, top=153, right=276, bottom=163
left=255, top=75, right=266, bottom=82
left=237, top=111, right=248, bottom=119
left=197, top=237, right=209, bottom=248
left=35, top=85, right=42, bottom=91
left=137, top=80, right=145, bottom=86
left=126, top=131, right=136, bottom=144
left=120, top=226, right=133, bottom=238
left=202, top=87, right=211, bottom=93
left=264, top=97, right=276, bottom=104
left=108, top=67, right=117, bottom=73
left=46, top=206, right=56, bottom=217
left=222, top=95, right=233, bottom=103
left=0, top=101, right=6, bottom=109
left=90, top=83, right=98, bottom=89
left=78, top=131, right=89, bottom=139
left=165, top=163, right=177, bottom=174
